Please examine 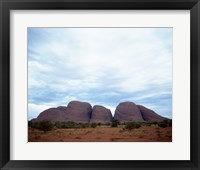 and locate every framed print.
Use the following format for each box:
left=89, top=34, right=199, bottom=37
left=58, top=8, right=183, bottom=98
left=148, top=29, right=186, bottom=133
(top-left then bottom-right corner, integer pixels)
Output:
left=0, top=0, right=200, bottom=169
